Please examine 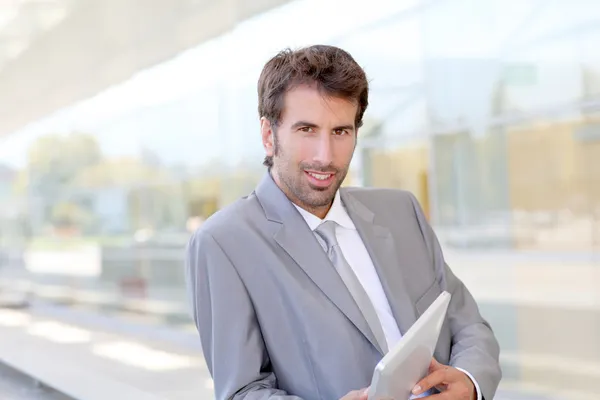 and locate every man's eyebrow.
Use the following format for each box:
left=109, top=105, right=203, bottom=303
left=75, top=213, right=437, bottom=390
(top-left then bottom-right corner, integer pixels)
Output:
left=290, top=121, right=355, bottom=131
left=290, top=121, right=319, bottom=130
left=332, top=124, right=355, bottom=131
